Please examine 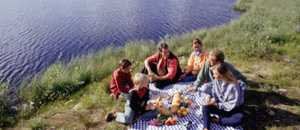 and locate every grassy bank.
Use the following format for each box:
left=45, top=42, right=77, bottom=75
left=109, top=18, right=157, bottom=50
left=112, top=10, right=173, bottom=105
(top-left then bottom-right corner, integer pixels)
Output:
left=1, top=0, right=300, bottom=129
